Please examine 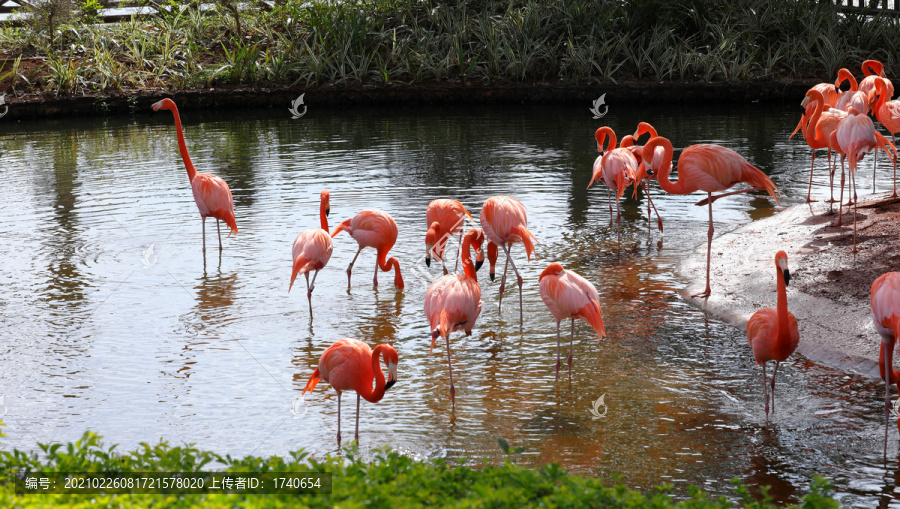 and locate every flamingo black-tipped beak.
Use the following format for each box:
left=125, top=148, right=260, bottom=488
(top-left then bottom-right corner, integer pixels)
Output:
left=325, top=208, right=330, bottom=217
left=783, top=268, right=791, bottom=286
left=425, top=257, right=431, bottom=267
left=489, top=272, right=495, bottom=282
left=475, top=259, right=484, bottom=271
left=384, top=379, right=396, bottom=391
